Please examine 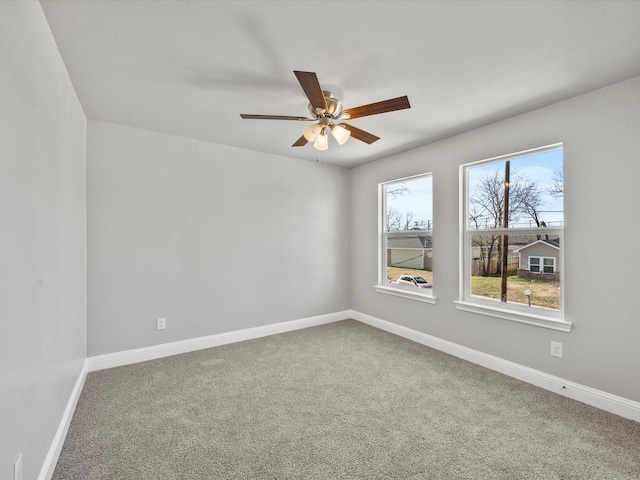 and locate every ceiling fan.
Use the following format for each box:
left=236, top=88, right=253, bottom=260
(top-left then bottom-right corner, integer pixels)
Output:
left=240, top=71, right=411, bottom=151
